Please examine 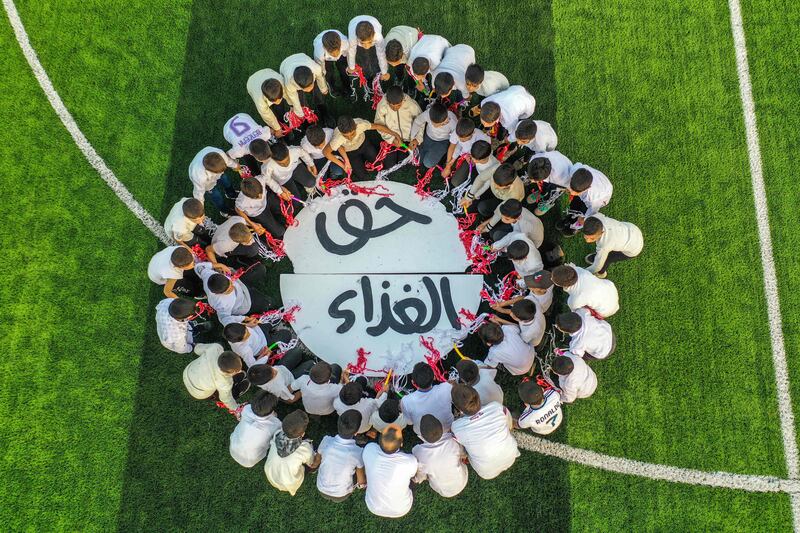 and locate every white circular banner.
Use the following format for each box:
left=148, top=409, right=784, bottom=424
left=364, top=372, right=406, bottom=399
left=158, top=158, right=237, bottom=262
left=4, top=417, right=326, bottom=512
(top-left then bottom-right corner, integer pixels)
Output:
left=280, top=181, right=483, bottom=375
